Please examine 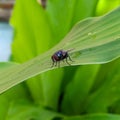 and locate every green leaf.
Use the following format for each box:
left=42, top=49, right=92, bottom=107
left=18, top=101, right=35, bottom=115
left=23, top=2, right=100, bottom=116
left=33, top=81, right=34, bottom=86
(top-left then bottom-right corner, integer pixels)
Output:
left=111, top=99, right=120, bottom=114
left=63, top=114, right=120, bottom=120
left=0, top=96, right=9, bottom=120
left=6, top=100, right=62, bottom=120
left=61, top=65, right=100, bottom=115
left=46, top=0, right=98, bottom=43
left=11, top=0, right=52, bottom=59
left=0, top=62, right=29, bottom=101
left=96, top=0, right=120, bottom=16
left=71, top=0, right=98, bottom=25
left=40, top=69, right=63, bottom=110
left=46, top=0, right=76, bottom=43
left=0, top=62, right=18, bottom=70
left=0, top=84, right=29, bottom=120
left=84, top=58, right=120, bottom=113
left=1, top=7, right=120, bottom=94
left=61, top=58, right=120, bottom=114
